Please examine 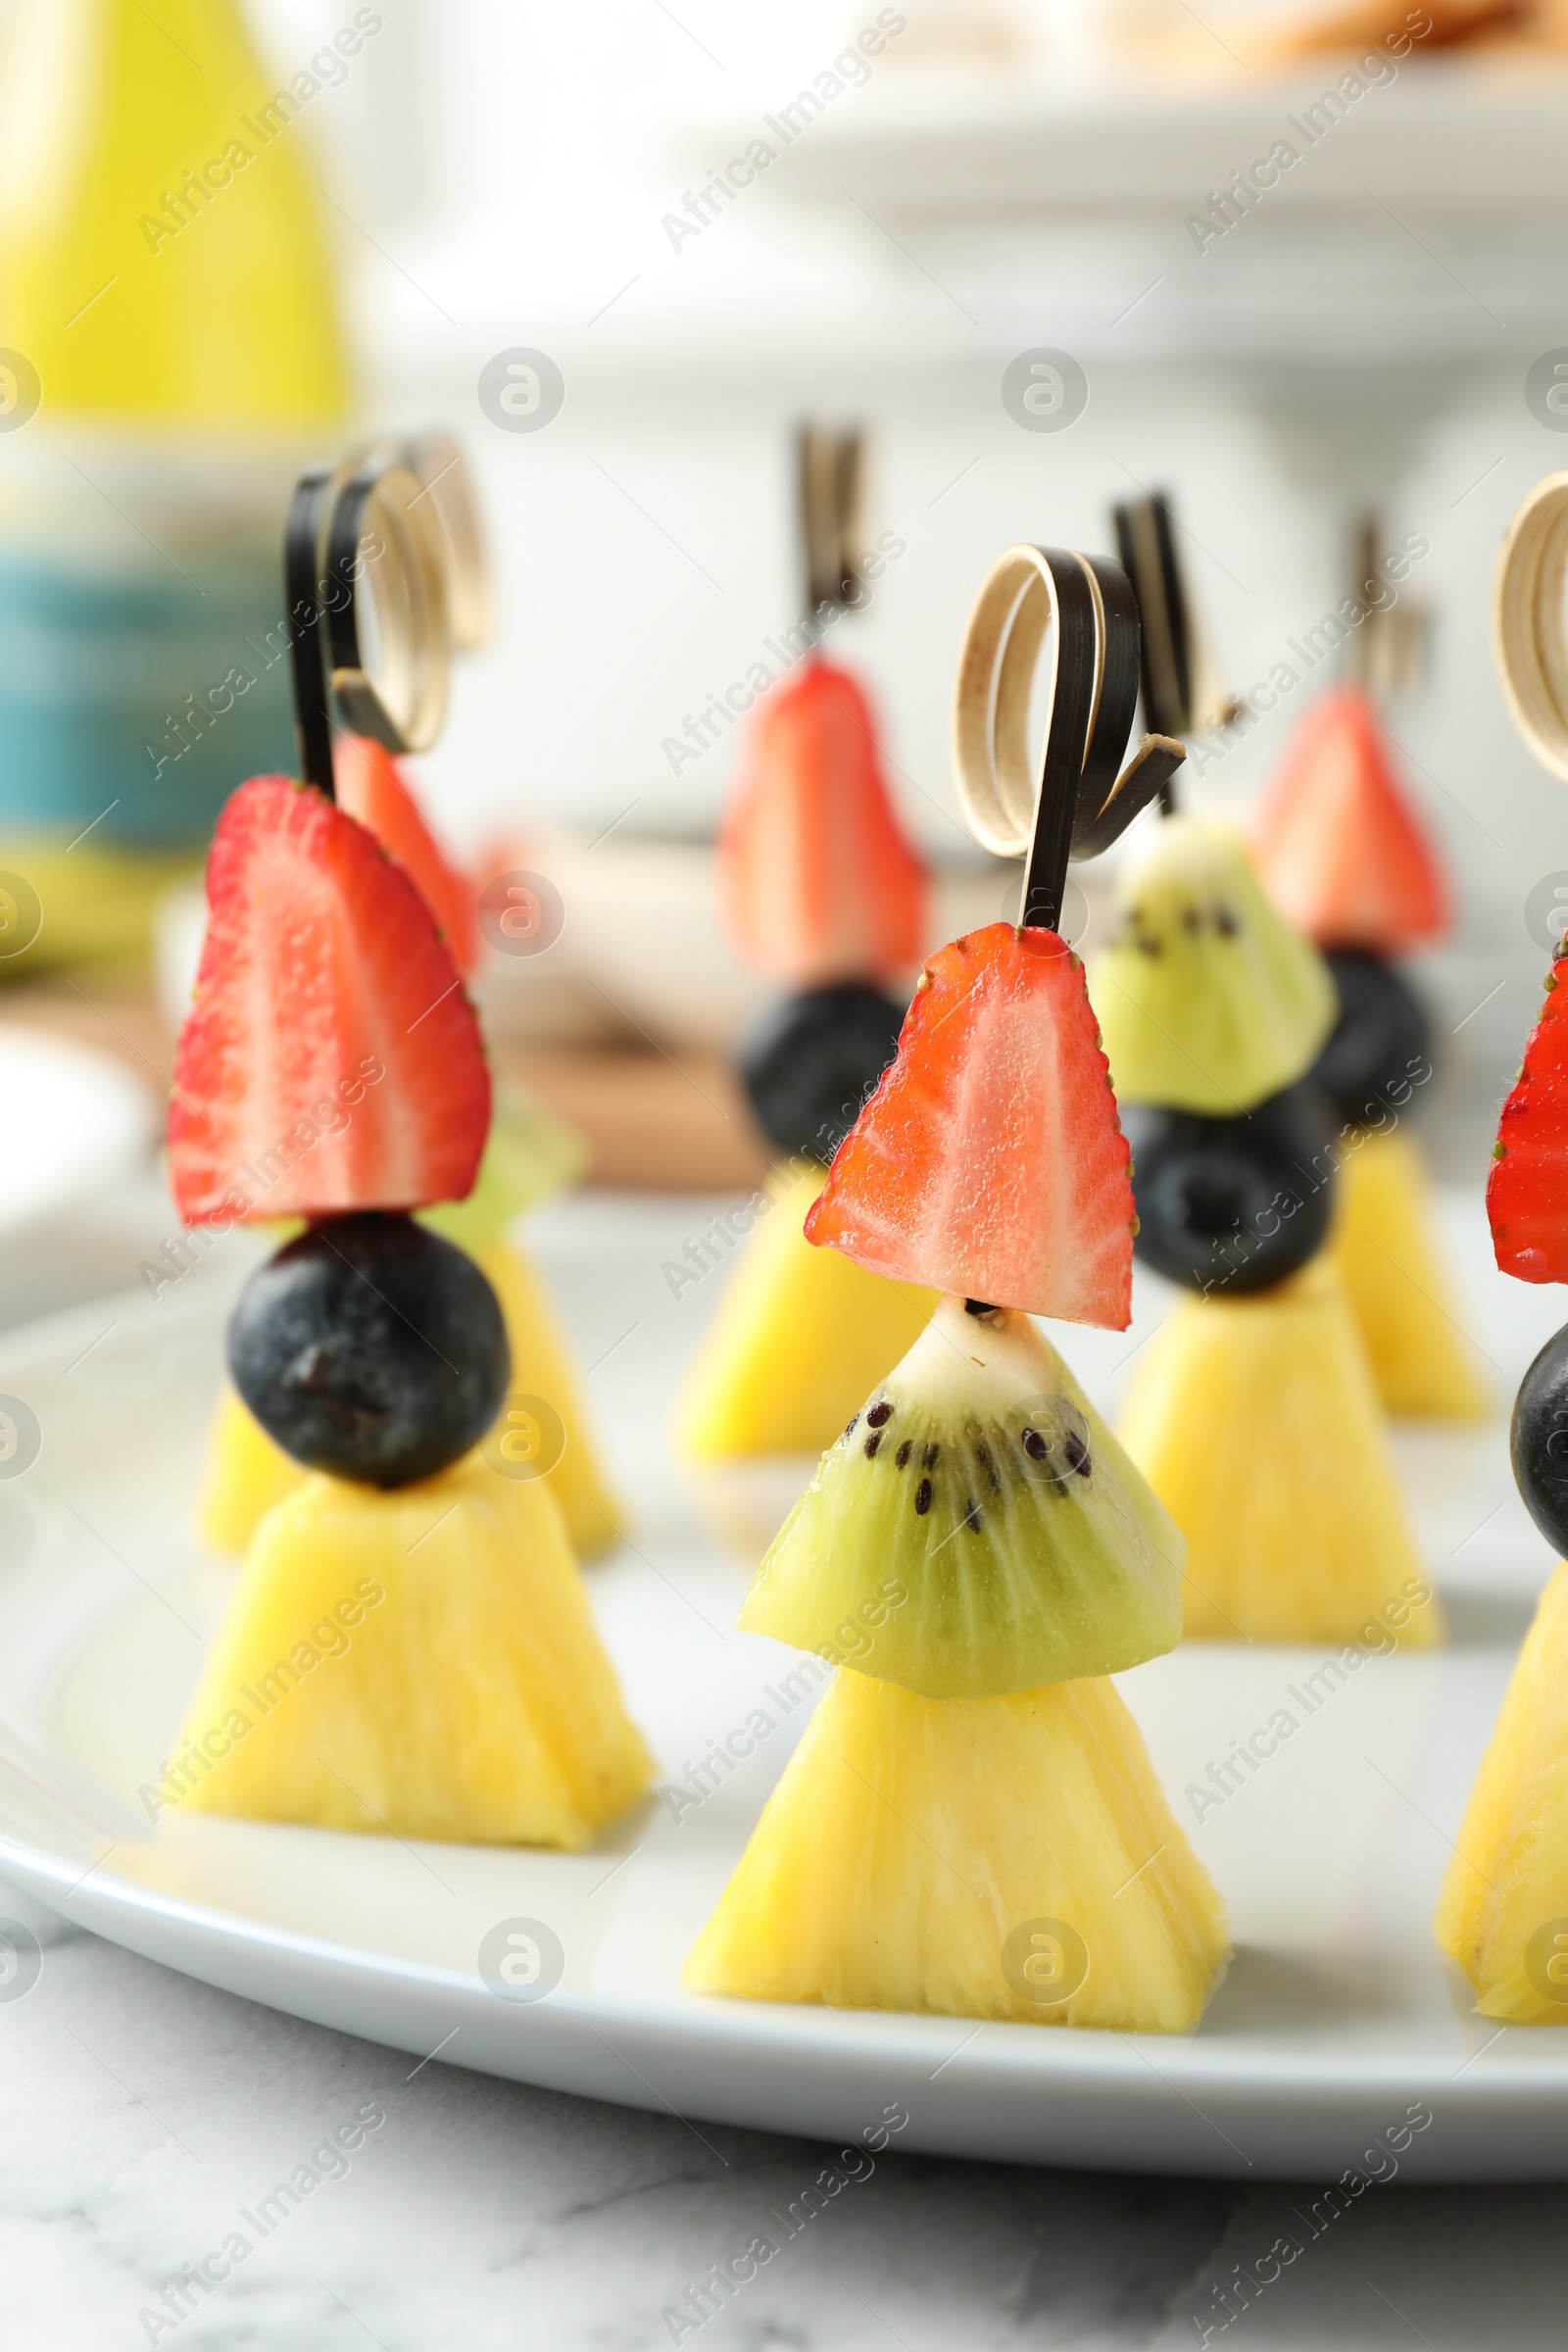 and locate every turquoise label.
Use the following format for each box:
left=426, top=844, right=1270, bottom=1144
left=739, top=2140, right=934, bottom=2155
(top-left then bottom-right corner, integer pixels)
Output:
left=0, top=549, right=298, bottom=844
